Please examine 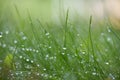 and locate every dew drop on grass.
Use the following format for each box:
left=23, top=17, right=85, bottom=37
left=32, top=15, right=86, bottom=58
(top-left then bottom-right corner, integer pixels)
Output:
left=22, top=48, right=25, bottom=51
left=19, top=56, right=23, bottom=59
left=2, top=44, right=6, bottom=48
left=37, top=64, right=40, bottom=67
left=107, top=37, right=111, bottom=42
left=63, top=47, right=67, bottom=50
left=33, top=49, right=36, bottom=52
left=31, top=60, right=34, bottom=63
left=45, top=32, right=49, bottom=36
left=108, top=29, right=111, bottom=33
left=22, top=36, right=27, bottom=40
left=48, top=46, right=51, bottom=49
left=36, top=50, right=39, bottom=53
left=62, top=53, right=65, bottom=55
left=5, top=31, right=9, bottom=34
left=0, top=32, right=3, bottom=38
left=92, top=72, right=97, bottom=75
left=43, top=68, right=46, bottom=71
left=105, top=62, right=109, bottom=65
left=36, top=73, right=40, bottom=76
left=26, top=59, right=29, bottom=62
left=14, top=40, right=18, bottom=44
